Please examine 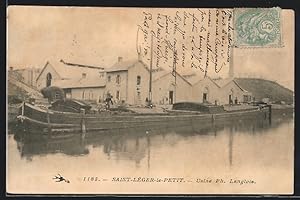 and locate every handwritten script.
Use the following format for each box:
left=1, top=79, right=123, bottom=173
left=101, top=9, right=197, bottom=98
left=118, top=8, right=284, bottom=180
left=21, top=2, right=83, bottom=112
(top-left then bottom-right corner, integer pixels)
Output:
left=137, top=9, right=233, bottom=78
